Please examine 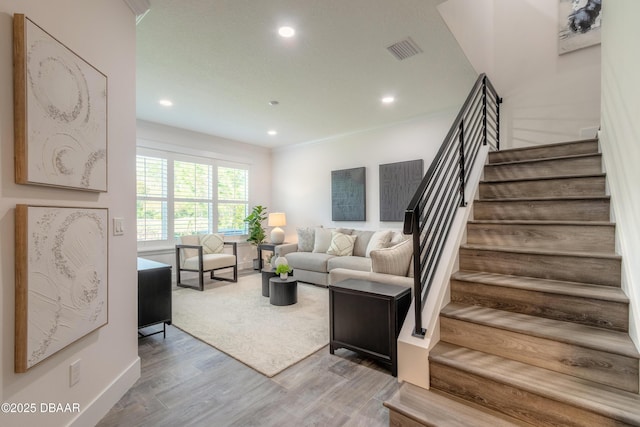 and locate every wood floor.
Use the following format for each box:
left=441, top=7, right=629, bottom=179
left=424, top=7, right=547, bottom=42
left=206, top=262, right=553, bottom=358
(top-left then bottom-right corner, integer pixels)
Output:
left=97, top=324, right=399, bottom=426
